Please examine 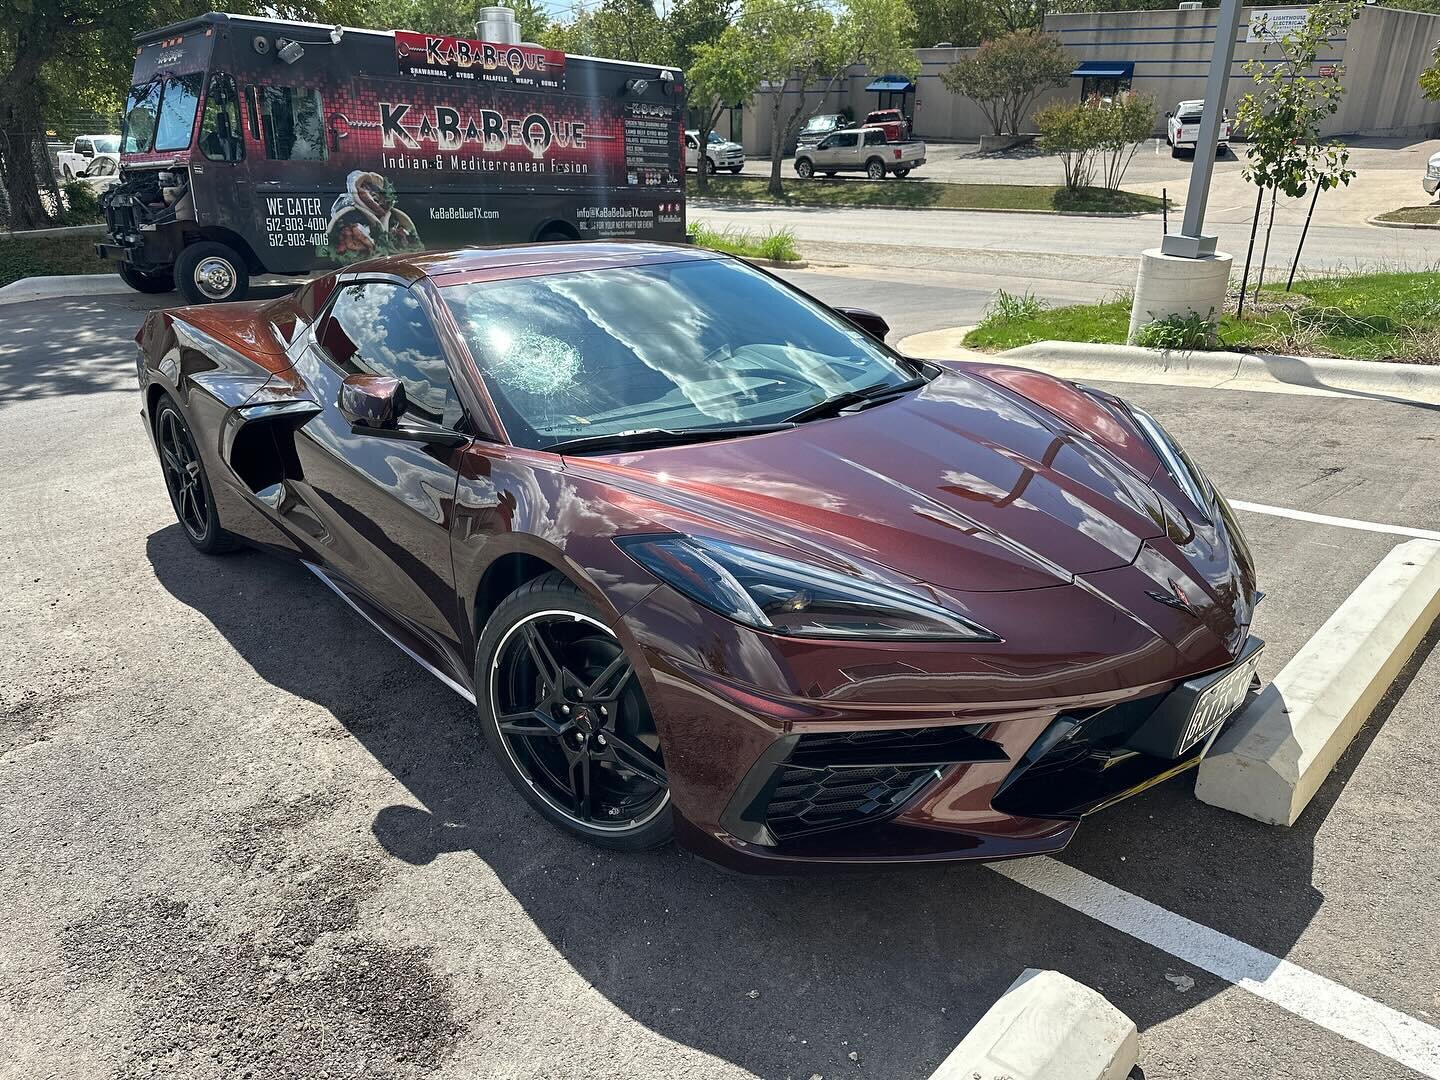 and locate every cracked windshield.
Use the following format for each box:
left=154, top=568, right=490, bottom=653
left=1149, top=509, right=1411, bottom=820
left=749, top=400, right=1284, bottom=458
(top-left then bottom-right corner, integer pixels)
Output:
left=443, top=258, right=912, bottom=450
